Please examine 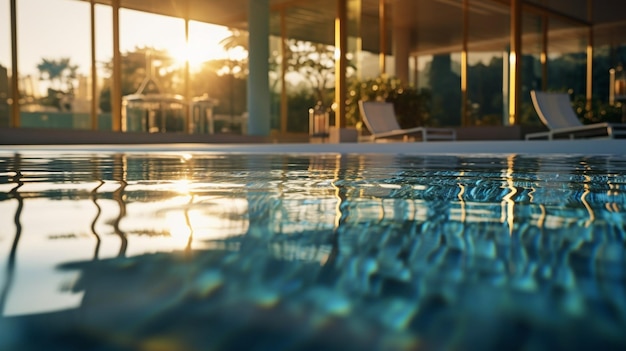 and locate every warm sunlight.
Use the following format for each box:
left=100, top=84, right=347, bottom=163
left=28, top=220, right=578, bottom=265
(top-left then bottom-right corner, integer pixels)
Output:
left=170, top=22, right=233, bottom=72
left=166, top=210, right=192, bottom=248
left=10, top=2, right=234, bottom=77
